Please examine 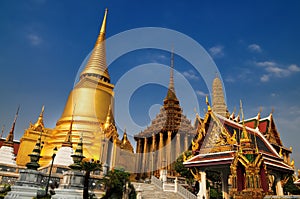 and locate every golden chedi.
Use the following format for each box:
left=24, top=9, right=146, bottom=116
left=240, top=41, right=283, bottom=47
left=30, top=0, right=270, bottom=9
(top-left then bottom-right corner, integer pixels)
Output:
left=39, top=9, right=114, bottom=166
left=17, top=9, right=117, bottom=166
